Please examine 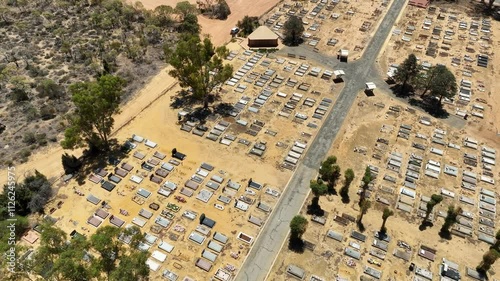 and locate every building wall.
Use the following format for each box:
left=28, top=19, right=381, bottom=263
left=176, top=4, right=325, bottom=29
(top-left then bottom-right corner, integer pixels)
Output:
left=248, top=38, right=278, bottom=48
left=409, top=0, right=429, bottom=8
